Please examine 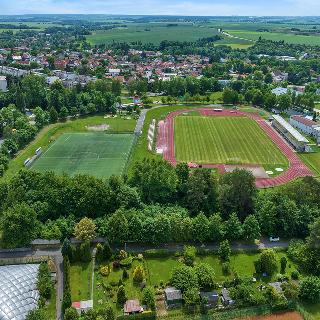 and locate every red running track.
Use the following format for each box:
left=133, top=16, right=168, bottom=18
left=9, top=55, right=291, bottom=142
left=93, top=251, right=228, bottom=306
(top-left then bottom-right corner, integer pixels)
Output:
left=156, top=108, right=313, bottom=188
